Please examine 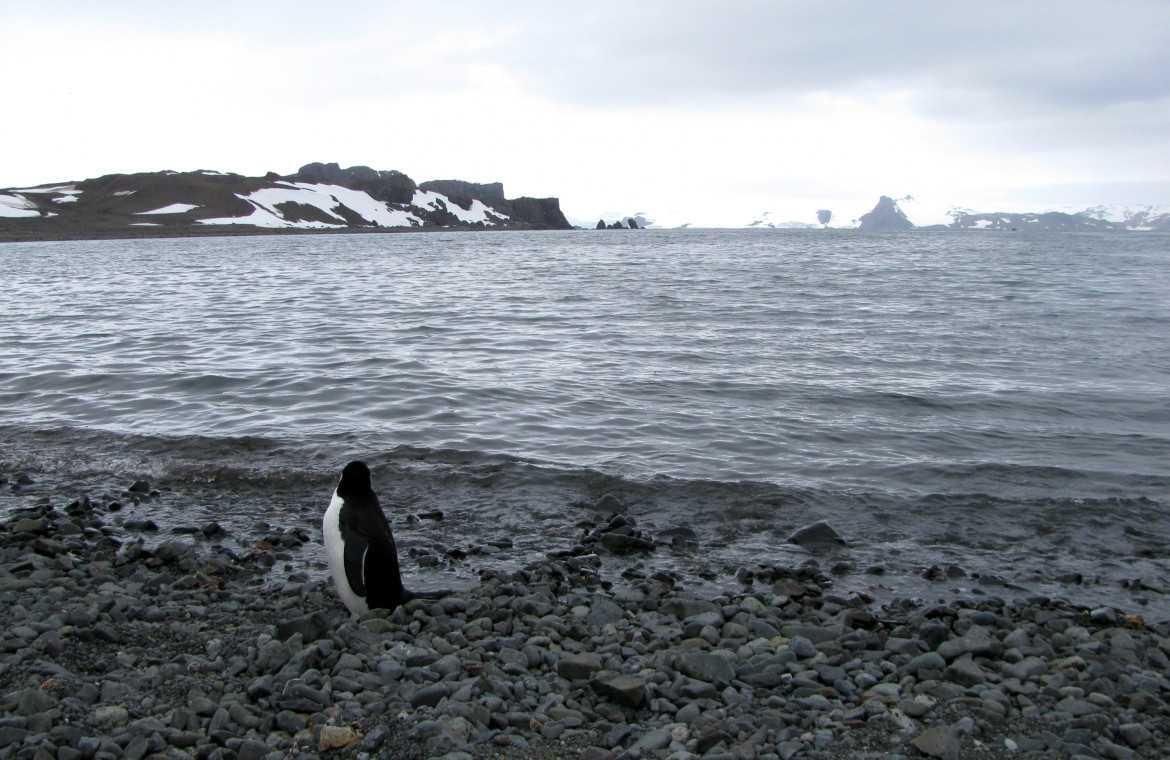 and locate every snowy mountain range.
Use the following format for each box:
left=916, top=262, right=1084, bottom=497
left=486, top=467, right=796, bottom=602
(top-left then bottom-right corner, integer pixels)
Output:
left=739, top=196, right=1170, bottom=232
left=0, top=162, right=571, bottom=241
left=4, top=164, right=1168, bottom=239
